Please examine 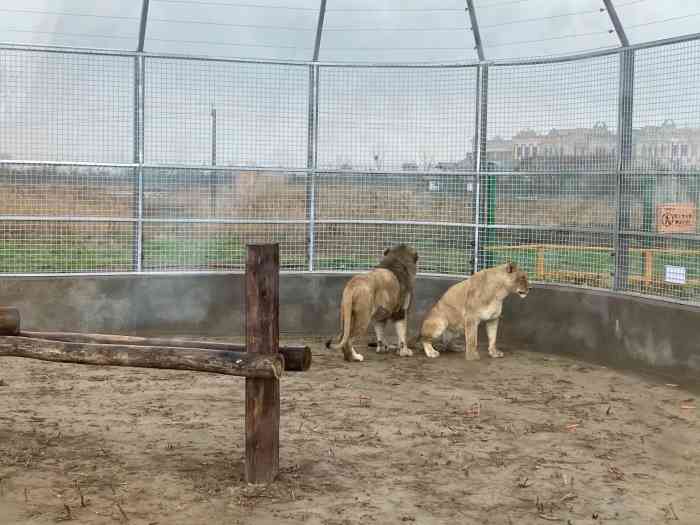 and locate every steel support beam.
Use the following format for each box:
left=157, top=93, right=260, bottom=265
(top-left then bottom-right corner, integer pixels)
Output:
left=209, top=107, right=217, bottom=216
left=603, top=0, right=629, bottom=47
left=613, top=49, right=635, bottom=290
left=137, top=0, right=150, bottom=52
left=133, top=56, right=145, bottom=272
left=473, top=64, right=489, bottom=273
left=312, top=0, right=327, bottom=62
left=211, top=108, right=217, bottom=166
left=133, top=57, right=140, bottom=272
left=465, top=0, right=485, bottom=61
left=306, top=66, right=319, bottom=271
